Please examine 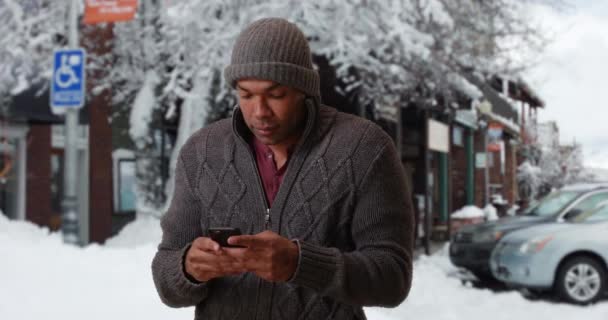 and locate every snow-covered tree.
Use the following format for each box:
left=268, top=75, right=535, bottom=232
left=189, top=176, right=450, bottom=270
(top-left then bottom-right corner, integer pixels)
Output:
left=559, top=142, right=586, bottom=185
left=0, top=0, right=68, bottom=104
left=0, top=0, right=554, bottom=215
left=518, top=120, right=588, bottom=201
left=517, top=157, right=542, bottom=201
left=128, top=0, right=556, bottom=214
left=107, top=0, right=269, bottom=215
left=107, top=0, right=187, bottom=214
